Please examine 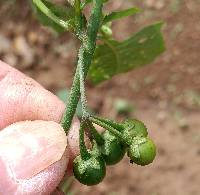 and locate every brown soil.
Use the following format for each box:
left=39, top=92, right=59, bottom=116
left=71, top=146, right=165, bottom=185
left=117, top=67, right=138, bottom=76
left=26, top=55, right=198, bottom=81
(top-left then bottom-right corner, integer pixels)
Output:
left=0, top=0, right=199, bottom=195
